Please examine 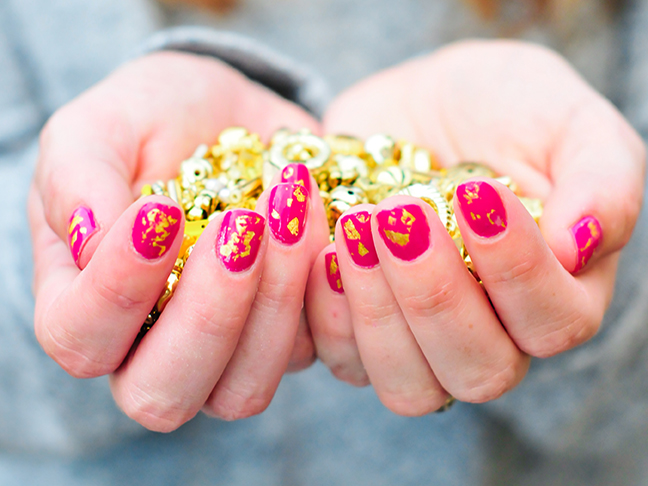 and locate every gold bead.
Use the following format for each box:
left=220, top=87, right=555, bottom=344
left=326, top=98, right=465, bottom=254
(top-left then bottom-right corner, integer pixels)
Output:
left=323, top=134, right=365, bottom=156
left=218, top=127, right=249, bottom=148
left=365, top=134, right=397, bottom=165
